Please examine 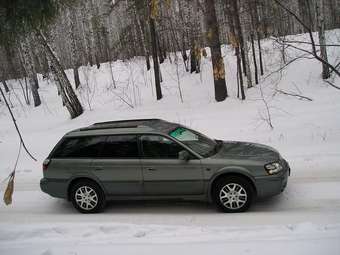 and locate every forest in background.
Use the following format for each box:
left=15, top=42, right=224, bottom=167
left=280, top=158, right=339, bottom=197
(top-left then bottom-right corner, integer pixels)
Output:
left=0, top=0, right=339, bottom=119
